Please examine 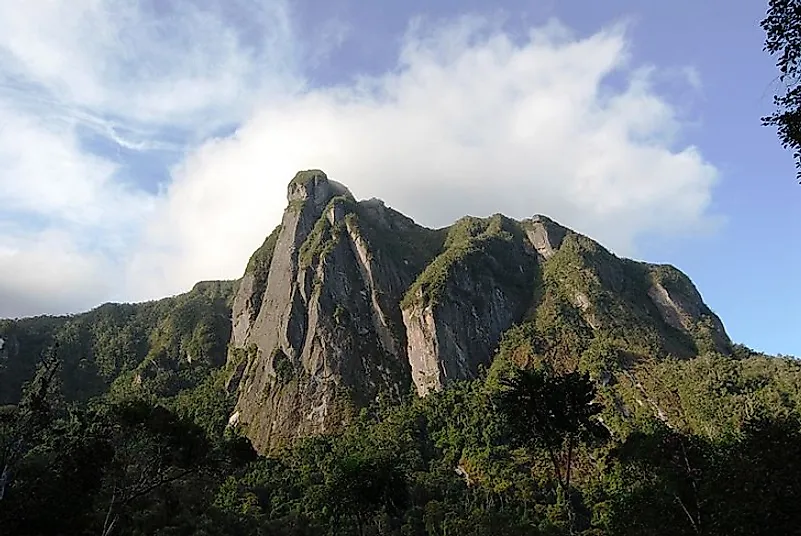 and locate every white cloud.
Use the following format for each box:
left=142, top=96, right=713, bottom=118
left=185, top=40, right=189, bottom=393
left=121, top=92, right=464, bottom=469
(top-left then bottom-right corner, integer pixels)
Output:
left=0, top=107, right=148, bottom=227
left=0, top=106, right=154, bottom=315
left=130, top=17, right=718, bottom=300
left=0, top=0, right=297, bottom=316
left=0, top=6, right=720, bottom=317
left=0, top=226, right=116, bottom=318
left=0, top=0, right=300, bottom=129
